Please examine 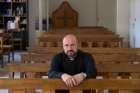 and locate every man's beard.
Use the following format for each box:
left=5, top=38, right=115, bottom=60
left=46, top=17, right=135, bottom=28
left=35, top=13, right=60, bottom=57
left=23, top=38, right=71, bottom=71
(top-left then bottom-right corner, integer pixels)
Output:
left=66, top=50, right=77, bottom=61
left=66, top=50, right=76, bottom=57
